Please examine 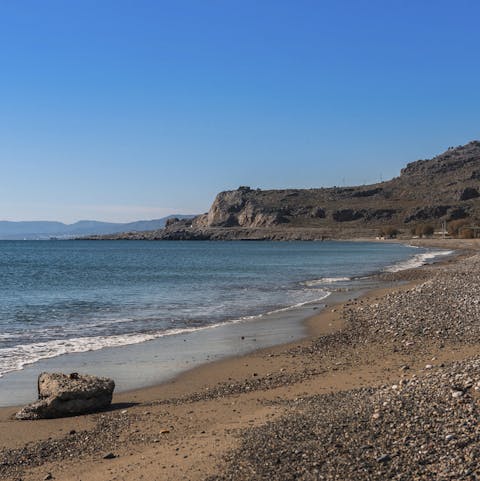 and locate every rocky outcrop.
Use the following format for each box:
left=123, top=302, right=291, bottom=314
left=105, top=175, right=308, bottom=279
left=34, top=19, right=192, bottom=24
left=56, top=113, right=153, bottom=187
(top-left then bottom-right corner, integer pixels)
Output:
left=15, top=372, right=115, bottom=420
left=448, top=206, right=470, bottom=220
left=84, top=141, right=480, bottom=241
left=205, top=189, right=290, bottom=228
left=332, top=209, right=364, bottom=222
left=404, top=206, right=451, bottom=223
left=400, top=141, right=480, bottom=177
left=165, top=217, right=180, bottom=227
left=206, top=190, right=247, bottom=227
left=365, top=208, right=398, bottom=220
